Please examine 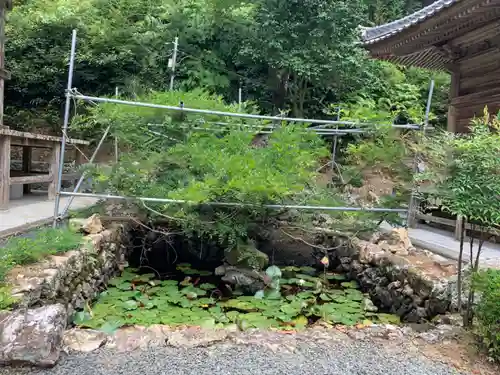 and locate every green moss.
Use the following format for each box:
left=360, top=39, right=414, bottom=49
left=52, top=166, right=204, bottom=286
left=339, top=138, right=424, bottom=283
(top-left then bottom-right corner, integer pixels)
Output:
left=0, top=228, right=83, bottom=282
